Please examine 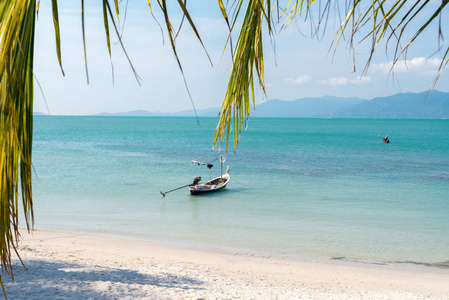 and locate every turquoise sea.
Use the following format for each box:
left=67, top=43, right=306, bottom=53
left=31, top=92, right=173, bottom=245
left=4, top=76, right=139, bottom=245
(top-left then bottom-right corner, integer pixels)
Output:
left=29, top=116, right=449, bottom=267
